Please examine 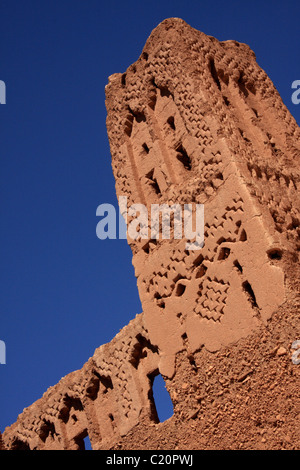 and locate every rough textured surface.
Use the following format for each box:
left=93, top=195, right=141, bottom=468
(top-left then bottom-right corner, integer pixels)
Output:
left=0, top=432, right=5, bottom=451
left=2, top=18, right=300, bottom=450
